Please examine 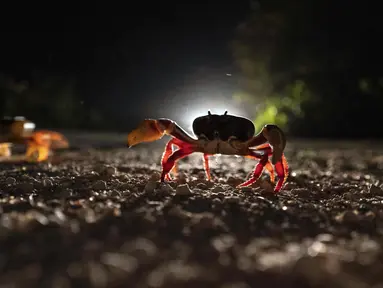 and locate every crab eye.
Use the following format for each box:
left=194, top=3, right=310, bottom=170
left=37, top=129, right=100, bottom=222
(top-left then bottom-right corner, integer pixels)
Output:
left=199, top=134, right=209, bottom=141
